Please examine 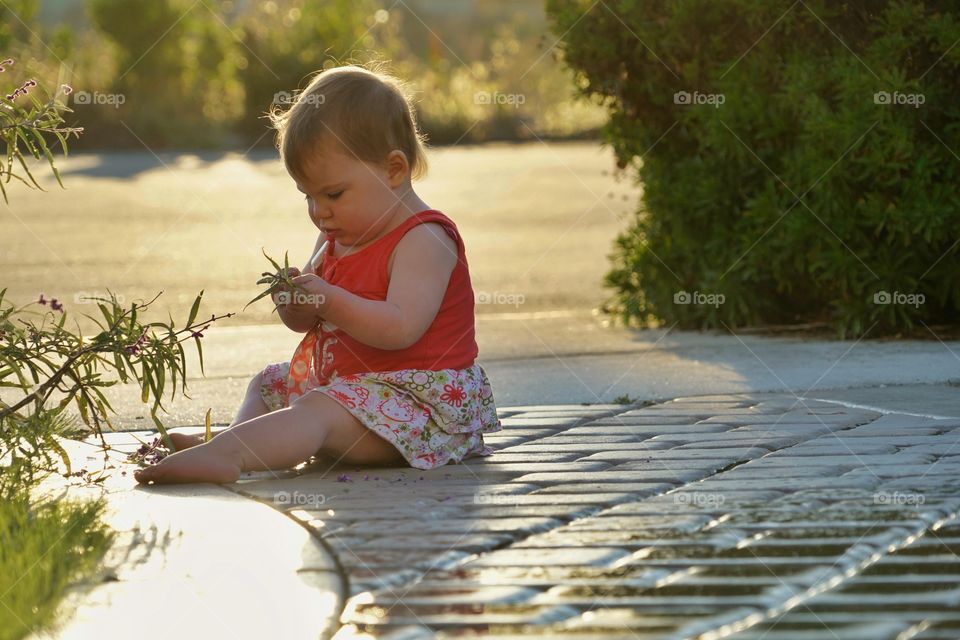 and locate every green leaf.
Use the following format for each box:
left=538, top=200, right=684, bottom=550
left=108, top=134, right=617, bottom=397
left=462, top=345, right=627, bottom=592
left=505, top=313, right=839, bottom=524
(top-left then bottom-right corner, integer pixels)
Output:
left=151, top=408, right=174, bottom=452
left=187, top=291, right=203, bottom=327
left=194, top=335, right=205, bottom=377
